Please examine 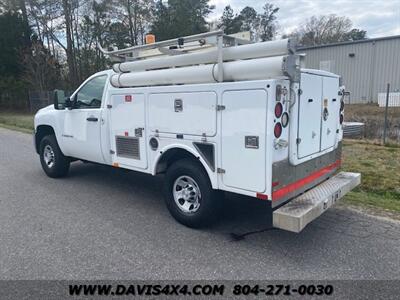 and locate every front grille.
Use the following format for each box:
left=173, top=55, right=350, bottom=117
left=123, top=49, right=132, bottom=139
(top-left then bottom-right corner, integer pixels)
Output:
left=115, top=136, right=140, bottom=159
